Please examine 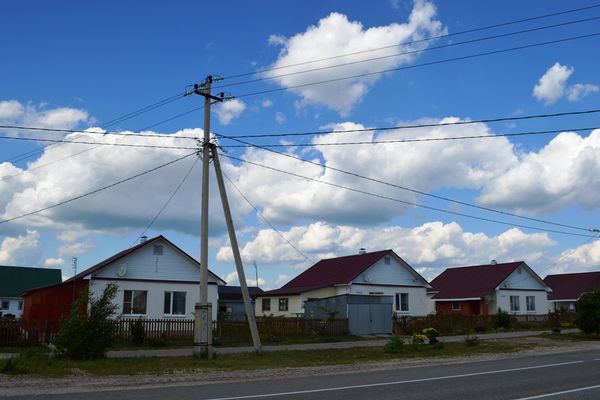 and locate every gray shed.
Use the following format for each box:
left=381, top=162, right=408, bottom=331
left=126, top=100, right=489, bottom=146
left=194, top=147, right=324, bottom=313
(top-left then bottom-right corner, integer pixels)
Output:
left=304, top=294, right=393, bottom=335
